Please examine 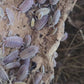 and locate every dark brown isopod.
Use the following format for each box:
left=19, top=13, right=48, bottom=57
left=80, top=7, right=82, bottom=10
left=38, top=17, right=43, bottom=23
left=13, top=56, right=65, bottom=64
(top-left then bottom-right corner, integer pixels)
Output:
left=35, top=15, right=48, bottom=30
left=20, top=45, right=39, bottom=59
left=3, top=50, right=19, bottom=64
